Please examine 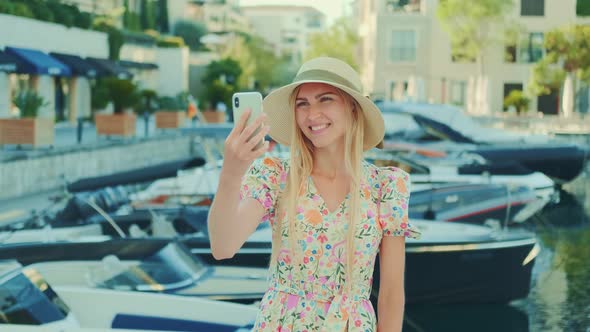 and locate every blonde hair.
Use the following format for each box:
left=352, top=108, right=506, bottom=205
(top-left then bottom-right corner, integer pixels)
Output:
left=270, top=85, right=365, bottom=295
